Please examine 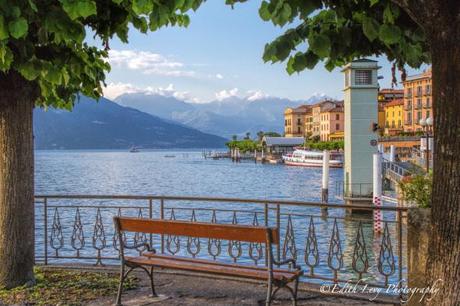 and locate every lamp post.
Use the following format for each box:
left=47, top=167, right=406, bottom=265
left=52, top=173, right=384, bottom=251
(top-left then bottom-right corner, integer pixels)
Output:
left=419, top=117, right=433, bottom=172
